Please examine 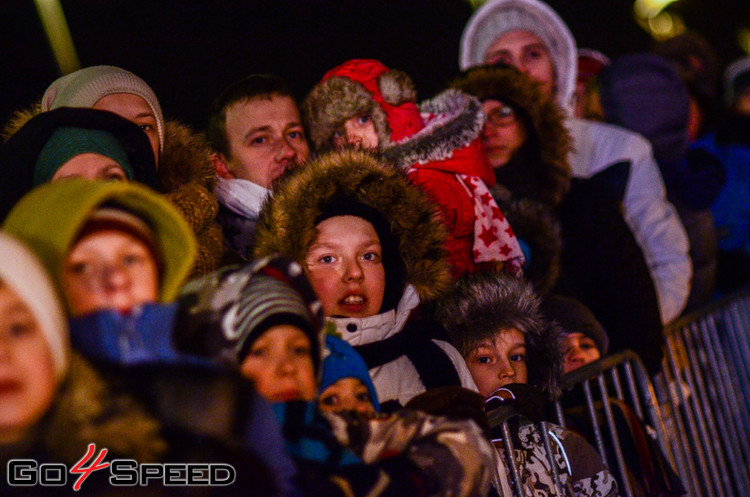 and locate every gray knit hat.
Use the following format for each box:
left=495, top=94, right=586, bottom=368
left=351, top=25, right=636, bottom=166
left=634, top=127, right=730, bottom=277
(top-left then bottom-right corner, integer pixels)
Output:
left=459, top=0, right=578, bottom=111
left=175, top=256, right=325, bottom=371
left=41, top=65, right=165, bottom=153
